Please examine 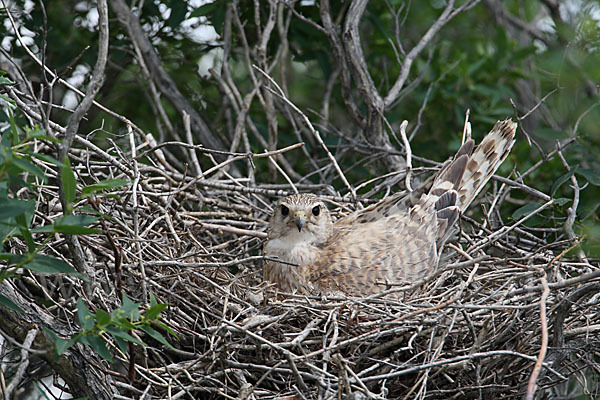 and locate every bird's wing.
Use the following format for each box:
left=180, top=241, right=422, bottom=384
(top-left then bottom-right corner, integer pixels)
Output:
left=307, top=197, right=441, bottom=296
left=307, top=120, right=517, bottom=296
